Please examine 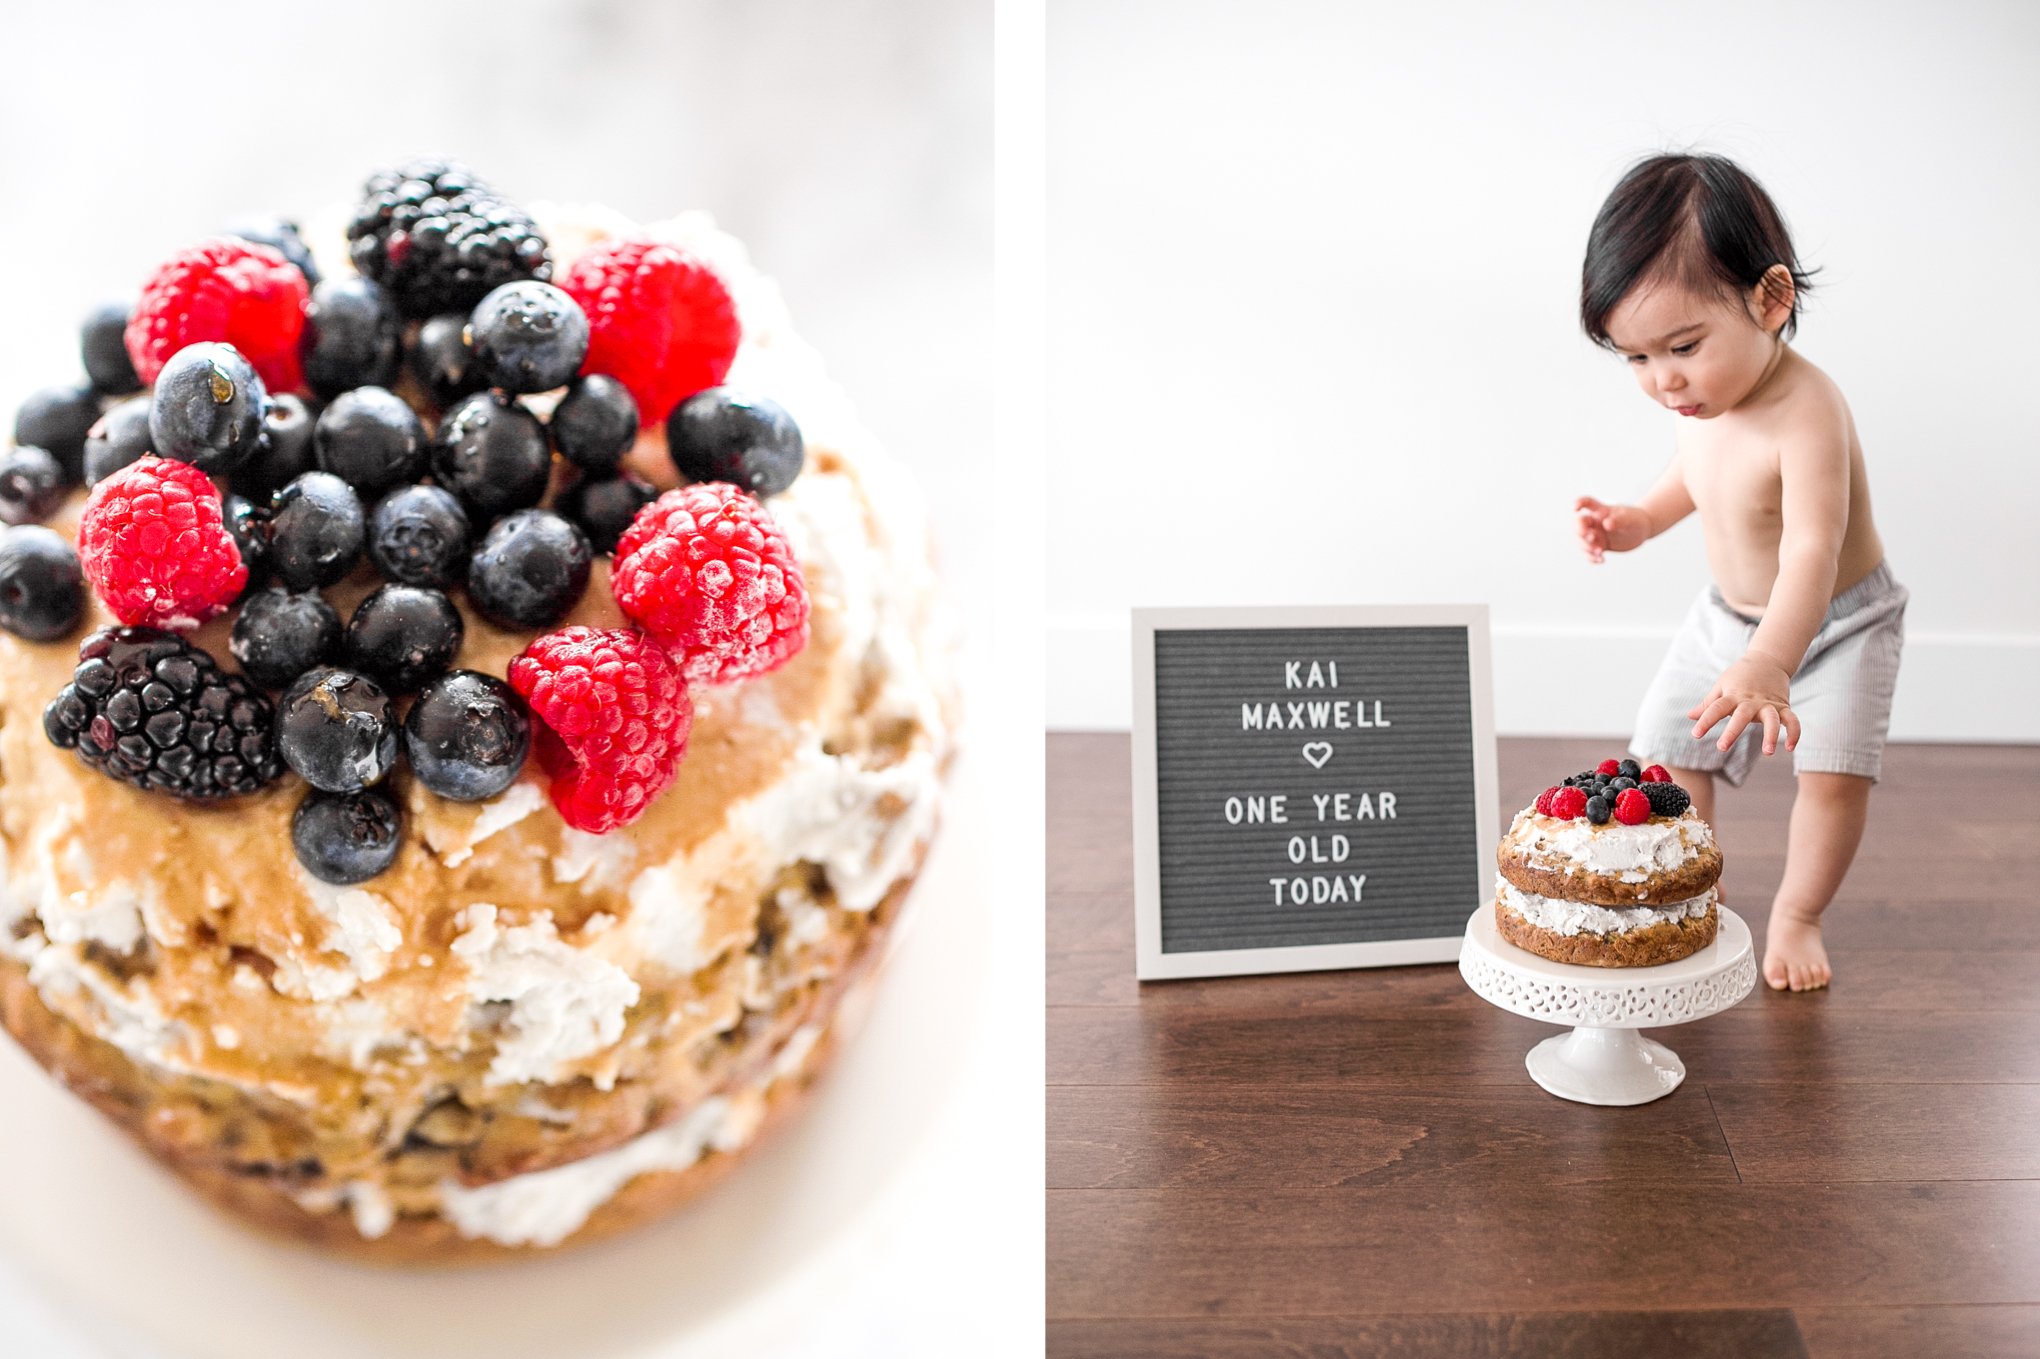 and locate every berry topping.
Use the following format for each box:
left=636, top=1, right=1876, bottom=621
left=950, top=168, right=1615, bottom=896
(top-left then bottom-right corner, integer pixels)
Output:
left=0, top=446, right=67, bottom=525
left=222, top=215, right=322, bottom=287
left=221, top=492, right=270, bottom=590
left=408, top=313, right=485, bottom=409
left=342, top=584, right=463, bottom=693
left=300, top=276, right=401, bottom=400
left=235, top=393, right=318, bottom=503
left=77, top=456, right=247, bottom=629
left=404, top=669, right=530, bottom=802
left=267, top=472, right=365, bottom=590
left=467, top=508, right=593, bottom=629
left=83, top=397, right=155, bottom=487
left=13, top=382, right=100, bottom=484
left=314, top=386, right=426, bottom=495
left=276, top=665, right=396, bottom=793
left=667, top=387, right=804, bottom=496
left=1585, top=795, right=1612, bottom=825
left=430, top=391, right=553, bottom=521
left=126, top=237, right=309, bottom=394
left=611, top=482, right=809, bottom=685
left=1617, top=758, right=1642, bottom=780
left=1548, top=786, right=1588, bottom=819
left=293, top=786, right=402, bottom=885
left=467, top=280, right=590, bottom=394
left=1642, top=764, right=1671, bottom=784
left=507, top=626, right=692, bottom=834
left=1641, top=781, right=1692, bottom=819
left=0, top=526, right=86, bottom=642
left=548, top=375, right=639, bottom=473
left=1534, top=786, right=1559, bottom=815
left=1613, top=787, right=1652, bottom=825
left=148, top=342, right=269, bottom=474
left=557, top=473, right=657, bottom=554
left=1606, top=775, right=1637, bottom=795
left=81, top=301, right=142, bottom=396
left=42, top=626, right=281, bottom=799
left=347, top=159, right=551, bottom=319
left=367, top=483, right=470, bottom=589
left=1596, top=758, right=1621, bottom=776
left=557, top=235, right=739, bottom=424
left=230, top=587, right=340, bottom=689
